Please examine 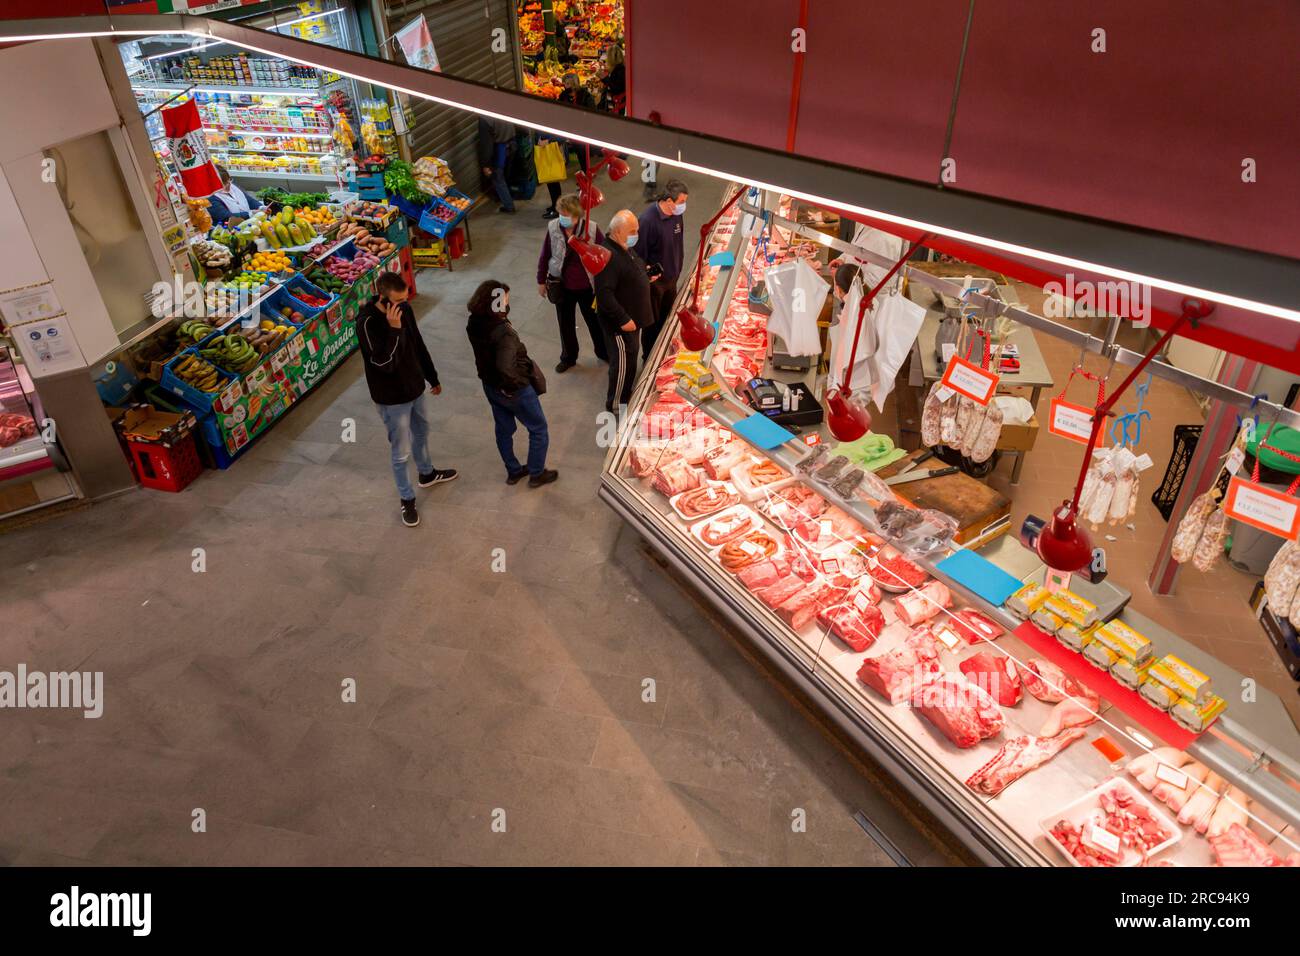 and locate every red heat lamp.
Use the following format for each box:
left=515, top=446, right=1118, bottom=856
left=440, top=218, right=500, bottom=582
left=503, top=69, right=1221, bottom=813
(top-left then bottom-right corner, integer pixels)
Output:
left=578, top=181, right=605, bottom=209
left=567, top=233, right=611, bottom=274
left=568, top=147, right=631, bottom=277
left=824, top=234, right=930, bottom=442
left=1034, top=297, right=1214, bottom=572
left=602, top=151, right=631, bottom=181
left=674, top=189, right=750, bottom=352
